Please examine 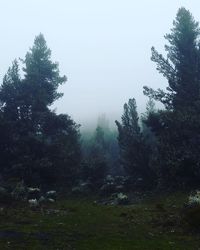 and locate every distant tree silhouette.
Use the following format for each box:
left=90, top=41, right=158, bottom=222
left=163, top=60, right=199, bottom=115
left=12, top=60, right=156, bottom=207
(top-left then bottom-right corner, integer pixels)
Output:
left=116, top=98, right=153, bottom=182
